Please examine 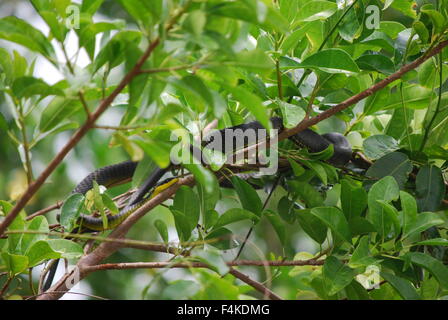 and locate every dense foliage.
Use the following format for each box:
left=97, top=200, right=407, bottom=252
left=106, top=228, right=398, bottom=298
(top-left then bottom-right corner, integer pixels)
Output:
left=0, top=0, right=448, bottom=300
